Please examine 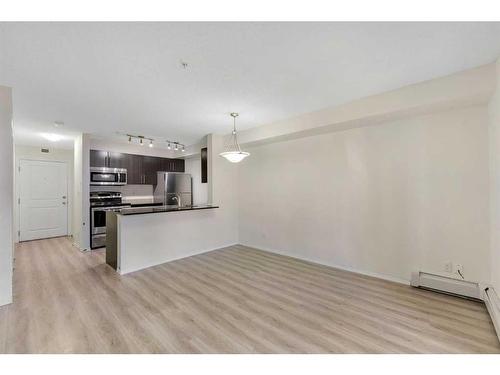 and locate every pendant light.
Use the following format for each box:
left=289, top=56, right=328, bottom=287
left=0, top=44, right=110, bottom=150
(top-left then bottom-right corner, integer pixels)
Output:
left=219, top=112, right=250, bottom=163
